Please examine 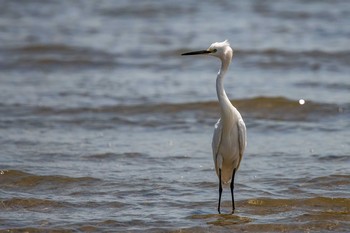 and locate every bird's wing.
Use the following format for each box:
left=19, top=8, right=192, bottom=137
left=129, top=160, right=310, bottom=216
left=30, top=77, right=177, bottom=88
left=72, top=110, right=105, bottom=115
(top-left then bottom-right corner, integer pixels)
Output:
left=237, top=118, right=247, bottom=169
left=212, top=118, right=222, bottom=174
